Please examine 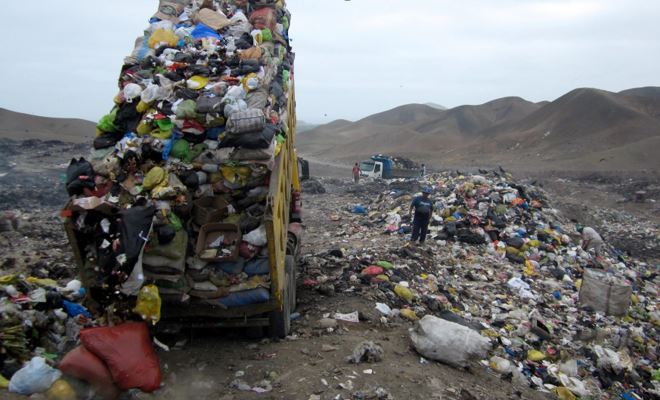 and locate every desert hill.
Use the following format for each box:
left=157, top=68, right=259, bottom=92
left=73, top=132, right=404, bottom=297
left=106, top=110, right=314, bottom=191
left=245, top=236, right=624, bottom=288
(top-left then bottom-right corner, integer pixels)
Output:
left=297, top=86, right=660, bottom=172
left=0, top=108, right=95, bottom=143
